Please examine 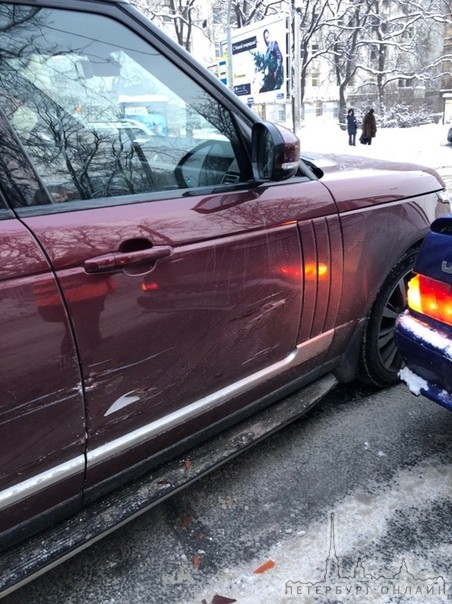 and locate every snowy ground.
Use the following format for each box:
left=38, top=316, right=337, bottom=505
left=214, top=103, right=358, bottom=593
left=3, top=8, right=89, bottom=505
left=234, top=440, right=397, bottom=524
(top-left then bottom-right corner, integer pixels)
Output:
left=192, top=386, right=452, bottom=604
left=298, top=121, right=452, bottom=181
